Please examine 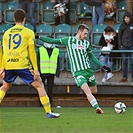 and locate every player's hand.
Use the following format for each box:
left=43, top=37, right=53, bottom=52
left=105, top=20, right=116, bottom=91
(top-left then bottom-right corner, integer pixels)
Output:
left=34, top=70, right=40, bottom=80
left=35, top=34, right=40, bottom=39
left=0, top=70, right=5, bottom=79
left=102, top=65, right=111, bottom=73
